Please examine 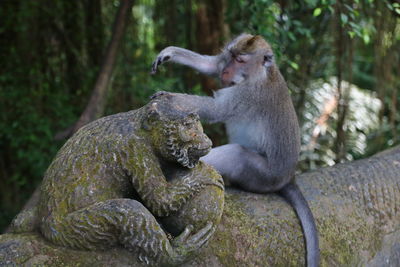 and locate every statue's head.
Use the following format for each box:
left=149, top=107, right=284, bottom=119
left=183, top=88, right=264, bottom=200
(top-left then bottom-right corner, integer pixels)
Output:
left=142, top=100, right=212, bottom=168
